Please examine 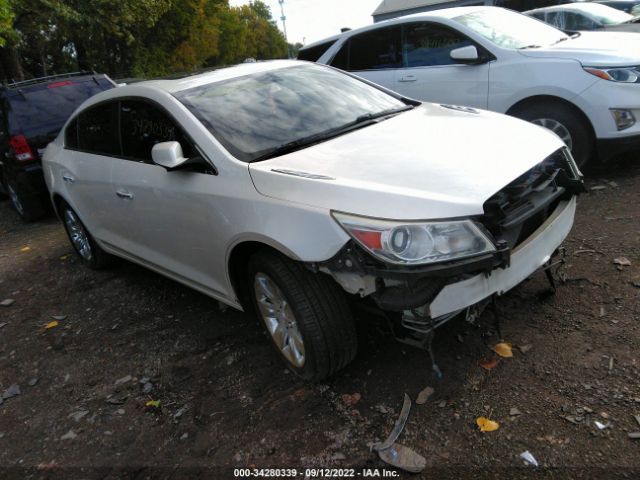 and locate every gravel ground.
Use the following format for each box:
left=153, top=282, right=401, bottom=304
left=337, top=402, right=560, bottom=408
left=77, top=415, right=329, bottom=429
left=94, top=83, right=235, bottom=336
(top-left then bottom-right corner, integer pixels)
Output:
left=0, top=158, right=639, bottom=479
